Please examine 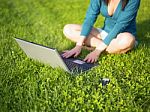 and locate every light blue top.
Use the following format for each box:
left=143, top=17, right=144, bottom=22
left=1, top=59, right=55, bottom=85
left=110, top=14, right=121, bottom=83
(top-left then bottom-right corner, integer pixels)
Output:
left=80, top=0, right=141, bottom=45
